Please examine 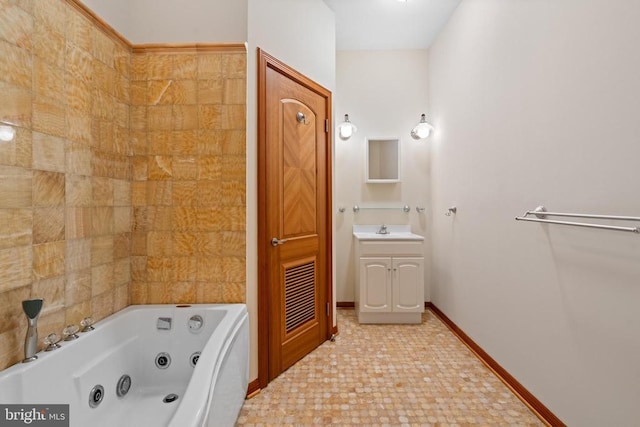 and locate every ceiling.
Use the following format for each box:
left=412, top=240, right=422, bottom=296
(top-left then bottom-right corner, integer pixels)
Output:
left=323, top=0, right=462, bottom=51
